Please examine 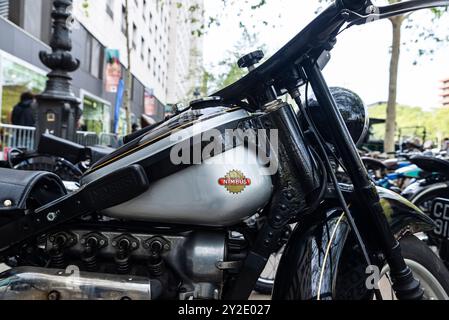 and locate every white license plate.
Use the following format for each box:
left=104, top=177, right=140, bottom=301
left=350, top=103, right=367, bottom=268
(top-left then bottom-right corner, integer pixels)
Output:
left=431, top=198, right=449, bottom=239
